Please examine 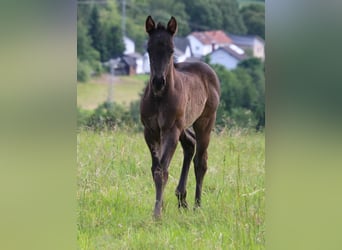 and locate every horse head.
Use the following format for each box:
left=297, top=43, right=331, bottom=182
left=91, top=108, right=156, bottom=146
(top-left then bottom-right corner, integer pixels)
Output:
left=145, top=16, right=177, bottom=96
